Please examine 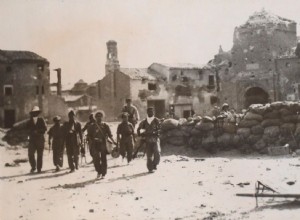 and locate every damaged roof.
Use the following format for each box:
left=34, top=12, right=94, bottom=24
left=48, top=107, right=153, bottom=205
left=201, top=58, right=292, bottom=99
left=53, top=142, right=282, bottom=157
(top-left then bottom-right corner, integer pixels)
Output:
left=240, top=9, right=296, bottom=28
left=120, top=68, right=156, bottom=80
left=0, top=50, right=48, bottom=63
left=157, top=63, right=204, bottom=70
